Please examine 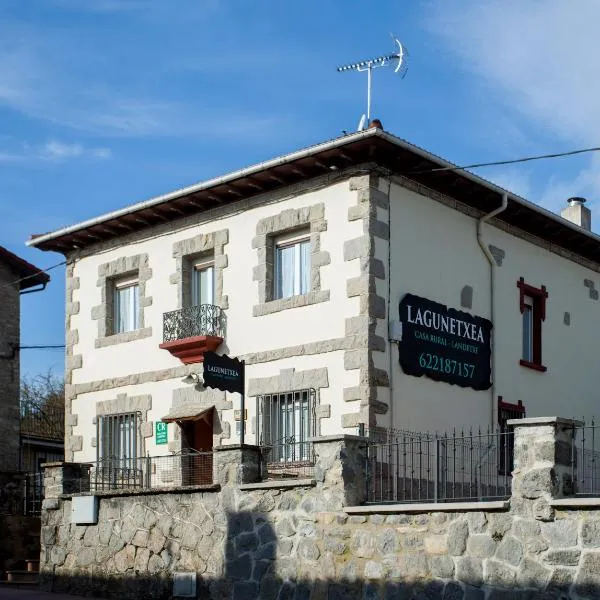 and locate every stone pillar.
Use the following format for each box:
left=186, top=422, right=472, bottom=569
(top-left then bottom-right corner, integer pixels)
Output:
left=42, top=462, right=91, bottom=498
left=213, top=445, right=262, bottom=486
left=311, top=434, right=368, bottom=506
left=509, top=417, right=578, bottom=520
